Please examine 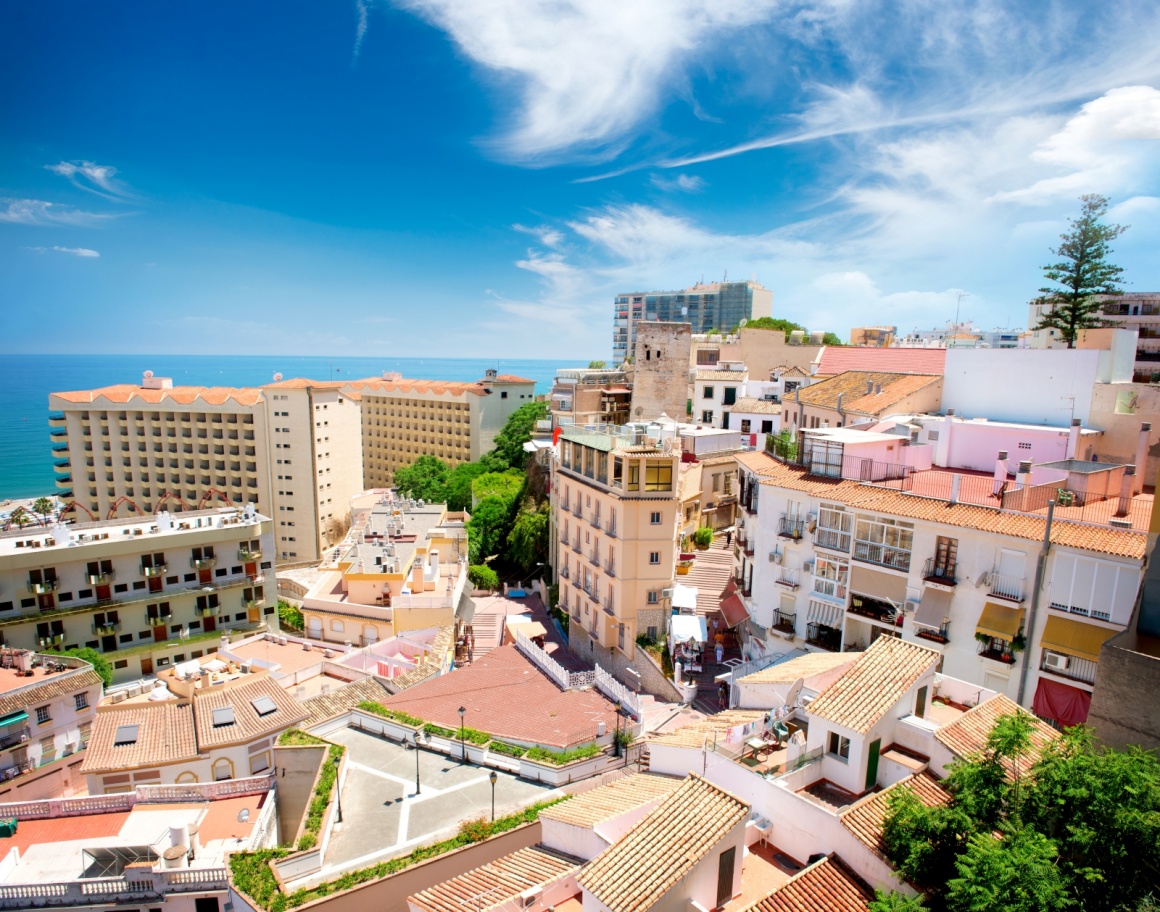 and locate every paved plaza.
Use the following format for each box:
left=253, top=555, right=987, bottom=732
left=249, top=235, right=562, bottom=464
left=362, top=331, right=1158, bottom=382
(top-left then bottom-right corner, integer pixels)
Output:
left=314, top=727, right=559, bottom=881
